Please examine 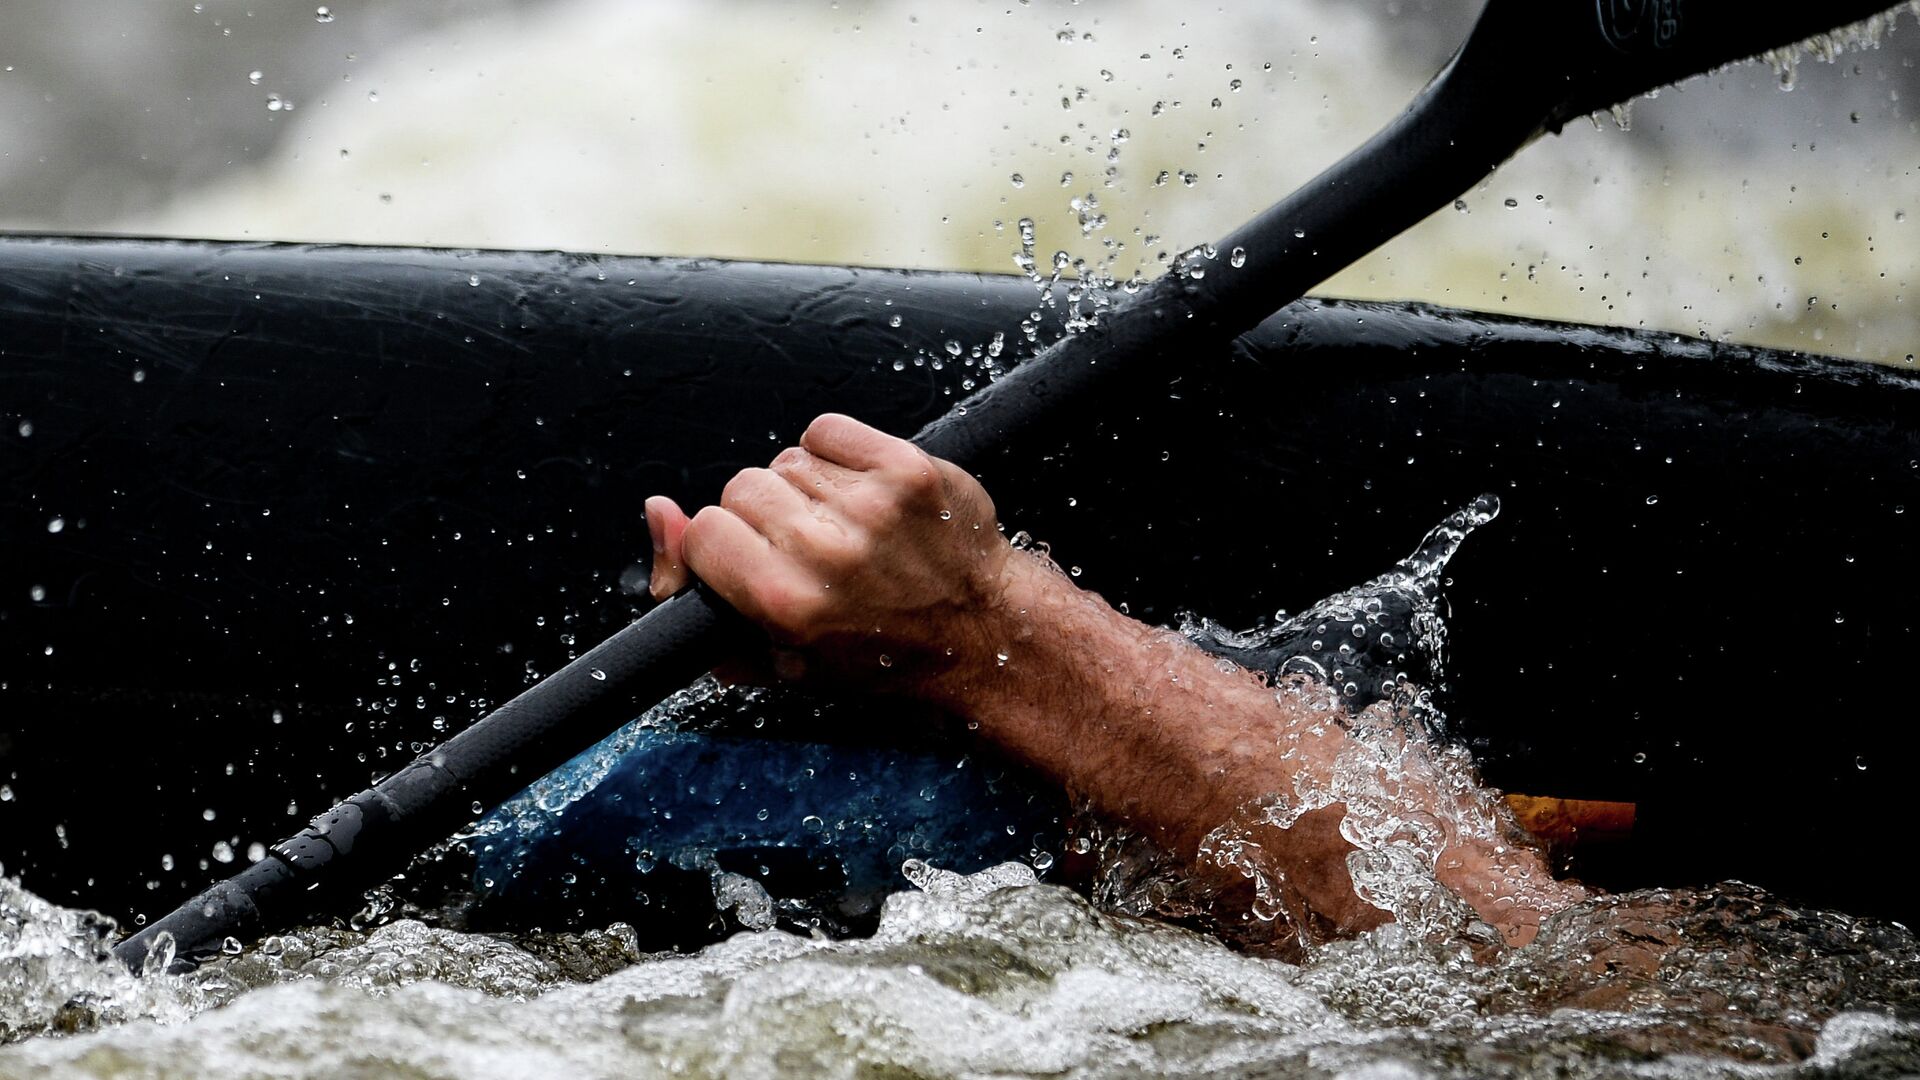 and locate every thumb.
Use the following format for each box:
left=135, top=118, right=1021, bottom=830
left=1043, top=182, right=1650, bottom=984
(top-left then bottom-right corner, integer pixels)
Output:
left=645, top=495, right=693, bottom=600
